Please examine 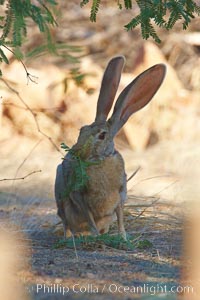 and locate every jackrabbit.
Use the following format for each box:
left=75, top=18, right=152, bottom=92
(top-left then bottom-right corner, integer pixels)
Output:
left=55, top=56, right=166, bottom=239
